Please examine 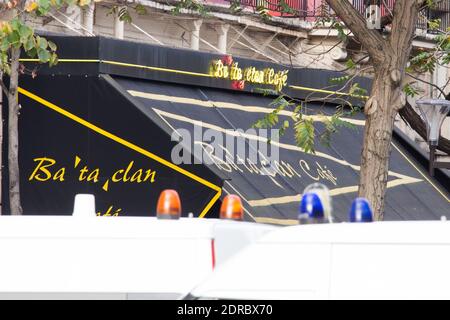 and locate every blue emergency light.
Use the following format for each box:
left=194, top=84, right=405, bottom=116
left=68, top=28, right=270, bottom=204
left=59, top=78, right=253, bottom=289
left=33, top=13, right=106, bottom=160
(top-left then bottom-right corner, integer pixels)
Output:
left=349, top=198, right=373, bottom=223
left=299, top=192, right=325, bottom=220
